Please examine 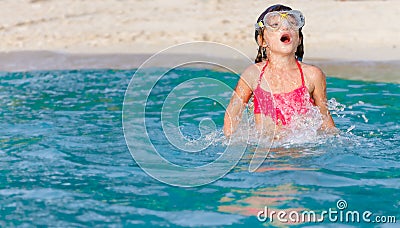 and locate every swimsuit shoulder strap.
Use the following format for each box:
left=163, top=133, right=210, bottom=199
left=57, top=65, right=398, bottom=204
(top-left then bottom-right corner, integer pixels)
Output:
left=257, top=61, right=269, bottom=84
left=296, top=60, right=305, bottom=86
